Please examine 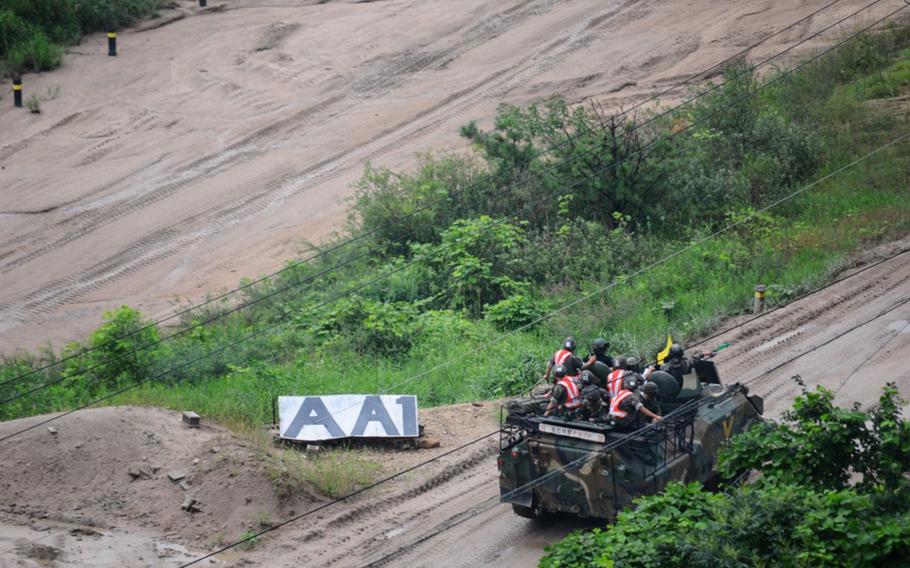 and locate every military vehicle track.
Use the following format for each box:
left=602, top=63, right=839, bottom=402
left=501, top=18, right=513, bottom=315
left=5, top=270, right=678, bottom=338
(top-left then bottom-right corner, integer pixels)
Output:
left=247, top=242, right=910, bottom=568
left=1, top=0, right=672, bottom=332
